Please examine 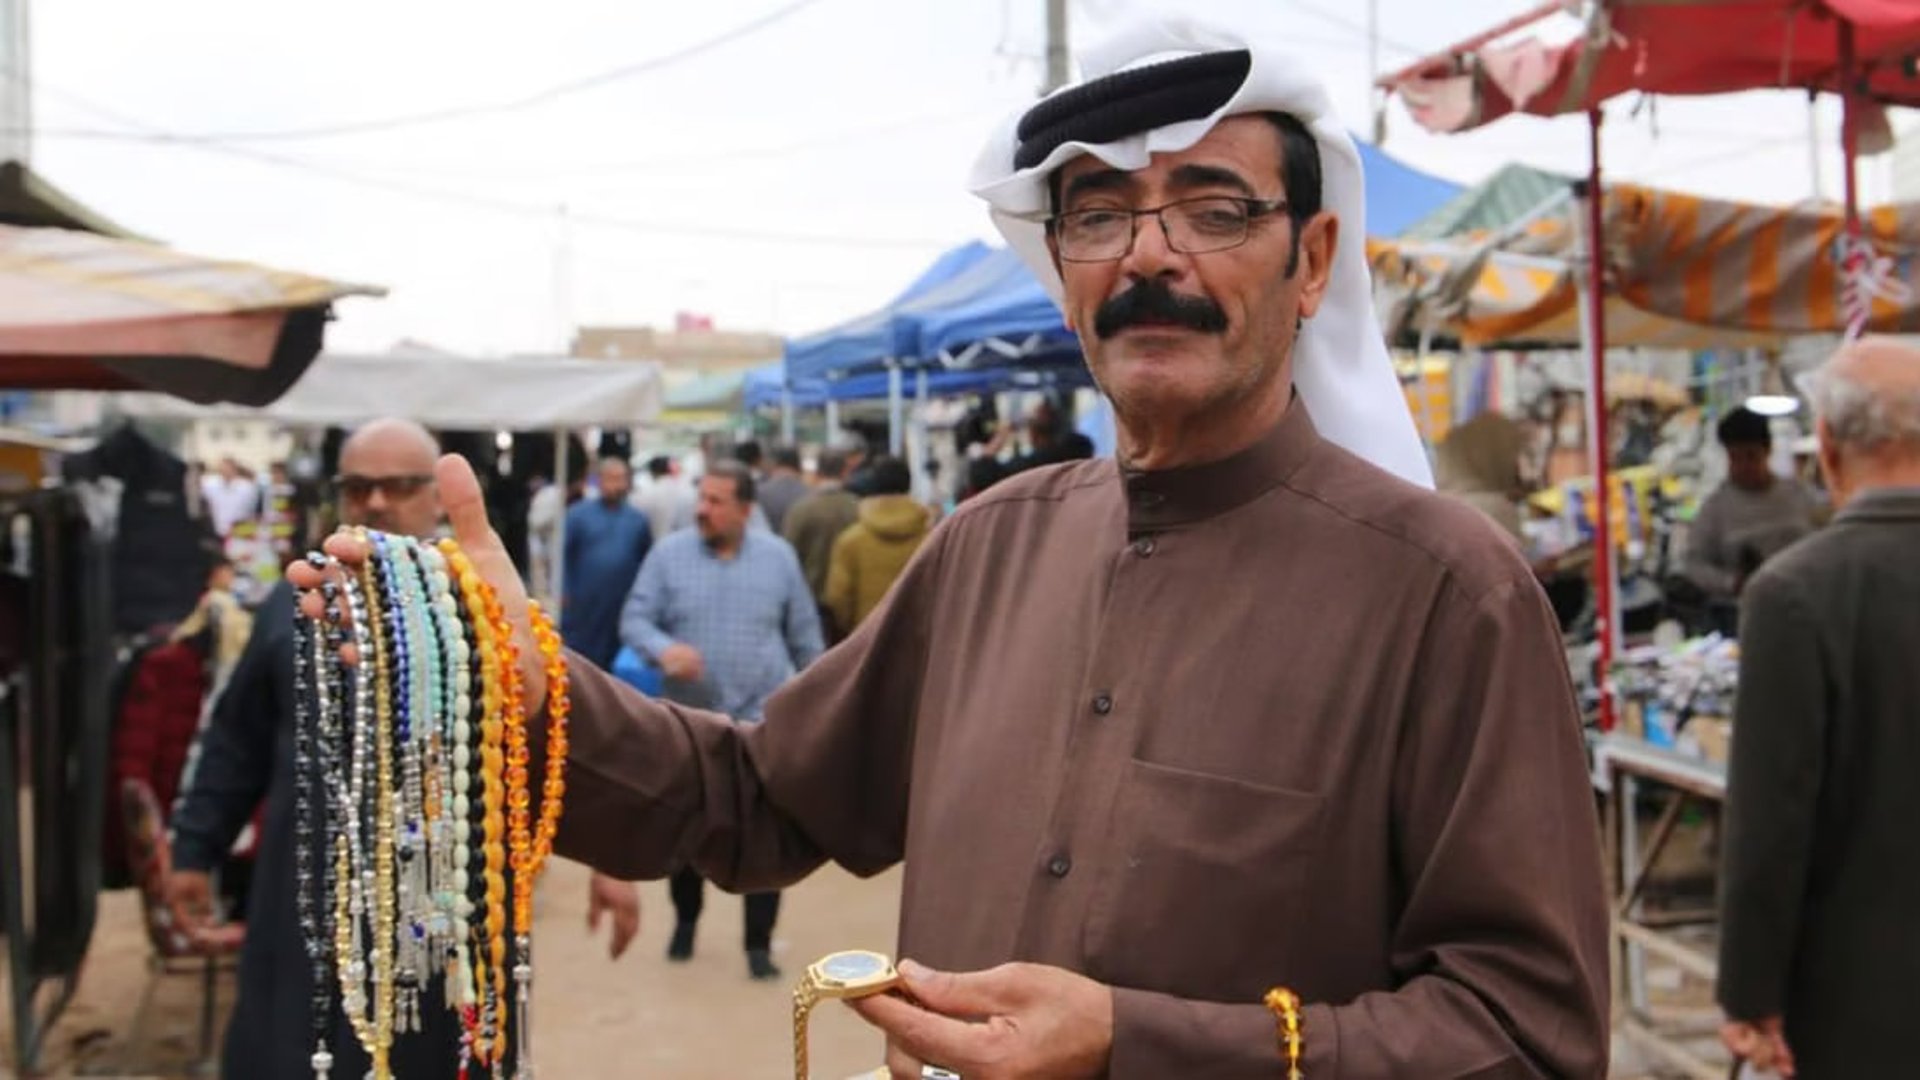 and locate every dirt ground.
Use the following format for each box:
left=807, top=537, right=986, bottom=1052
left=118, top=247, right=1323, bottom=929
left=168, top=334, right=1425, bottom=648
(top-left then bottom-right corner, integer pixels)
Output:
left=2, top=850, right=1711, bottom=1079
left=1, top=858, right=901, bottom=1079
